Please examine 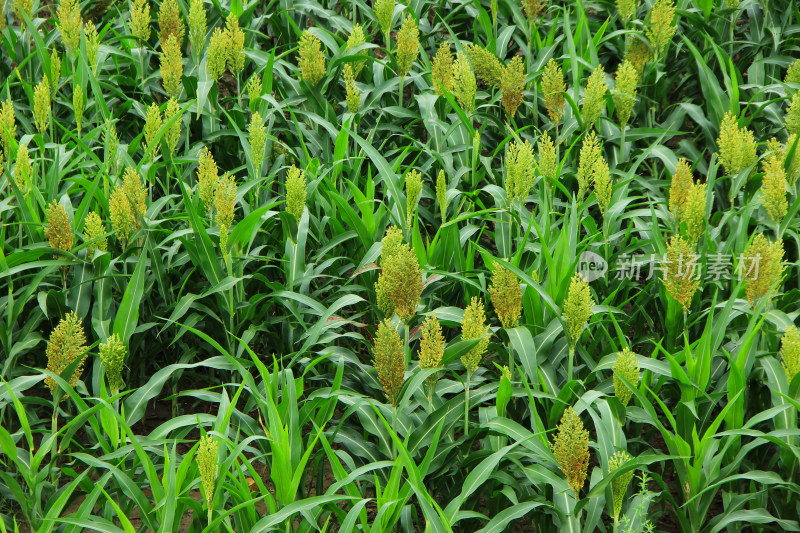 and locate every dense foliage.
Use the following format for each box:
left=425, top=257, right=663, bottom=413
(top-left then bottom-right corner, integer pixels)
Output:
left=1, top=0, right=800, bottom=531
